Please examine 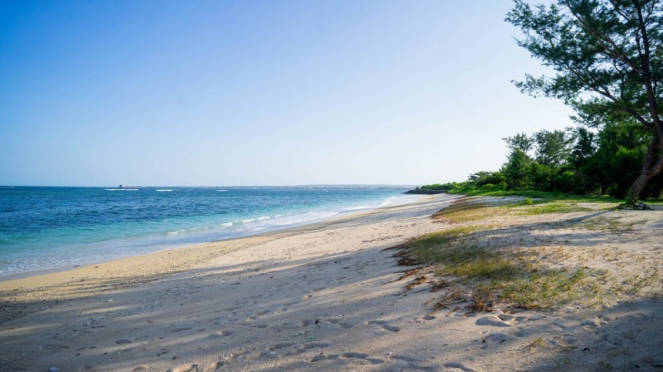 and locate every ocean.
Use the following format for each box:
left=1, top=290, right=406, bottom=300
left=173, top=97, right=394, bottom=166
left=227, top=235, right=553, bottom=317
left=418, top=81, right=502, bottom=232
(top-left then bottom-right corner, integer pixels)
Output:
left=0, top=186, right=416, bottom=278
